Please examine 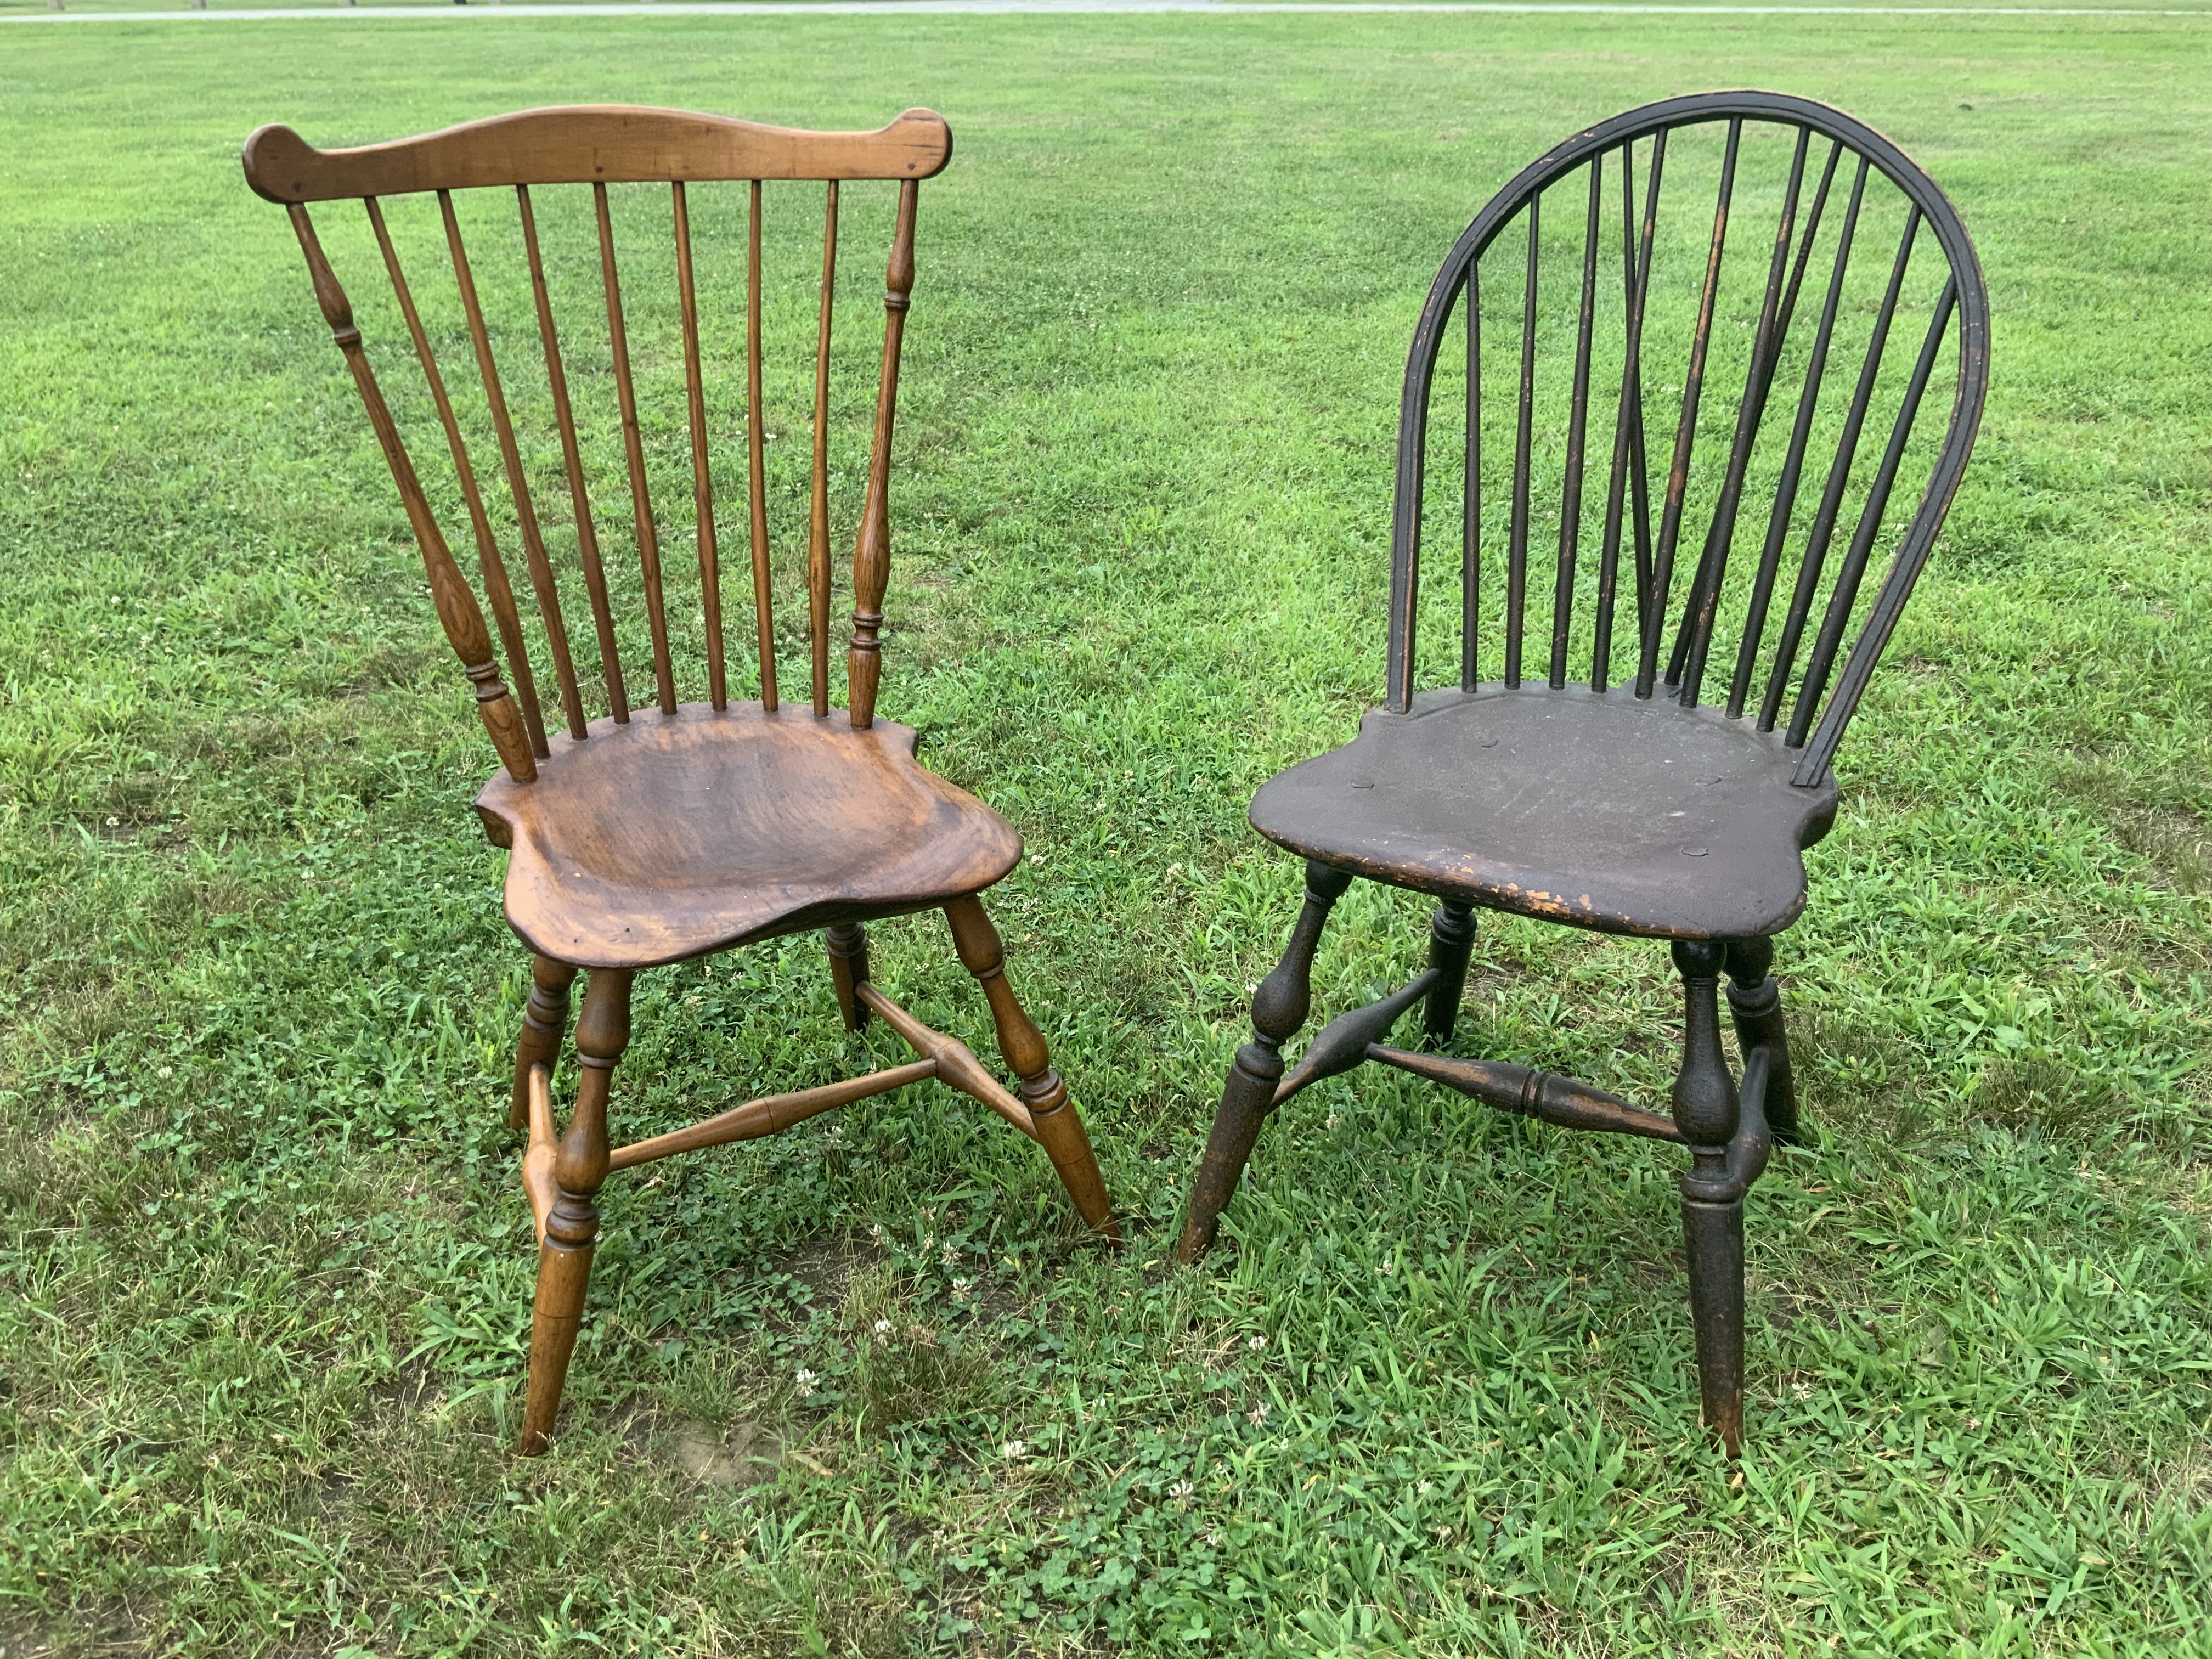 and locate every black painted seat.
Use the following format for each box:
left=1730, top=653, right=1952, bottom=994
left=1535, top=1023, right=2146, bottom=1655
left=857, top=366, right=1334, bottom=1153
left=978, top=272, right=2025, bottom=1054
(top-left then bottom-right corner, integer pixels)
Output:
left=1250, top=685, right=1838, bottom=940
